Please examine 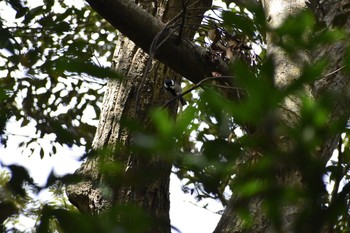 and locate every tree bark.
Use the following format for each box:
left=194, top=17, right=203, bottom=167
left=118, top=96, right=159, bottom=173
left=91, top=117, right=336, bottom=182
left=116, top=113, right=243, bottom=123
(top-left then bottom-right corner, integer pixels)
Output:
left=85, top=0, right=227, bottom=83
left=214, top=2, right=309, bottom=232
left=66, top=0, right=350, bottom=232
left=213, top=1, right=350, bottom=233
left=67, top=1, right=212, bottom=233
